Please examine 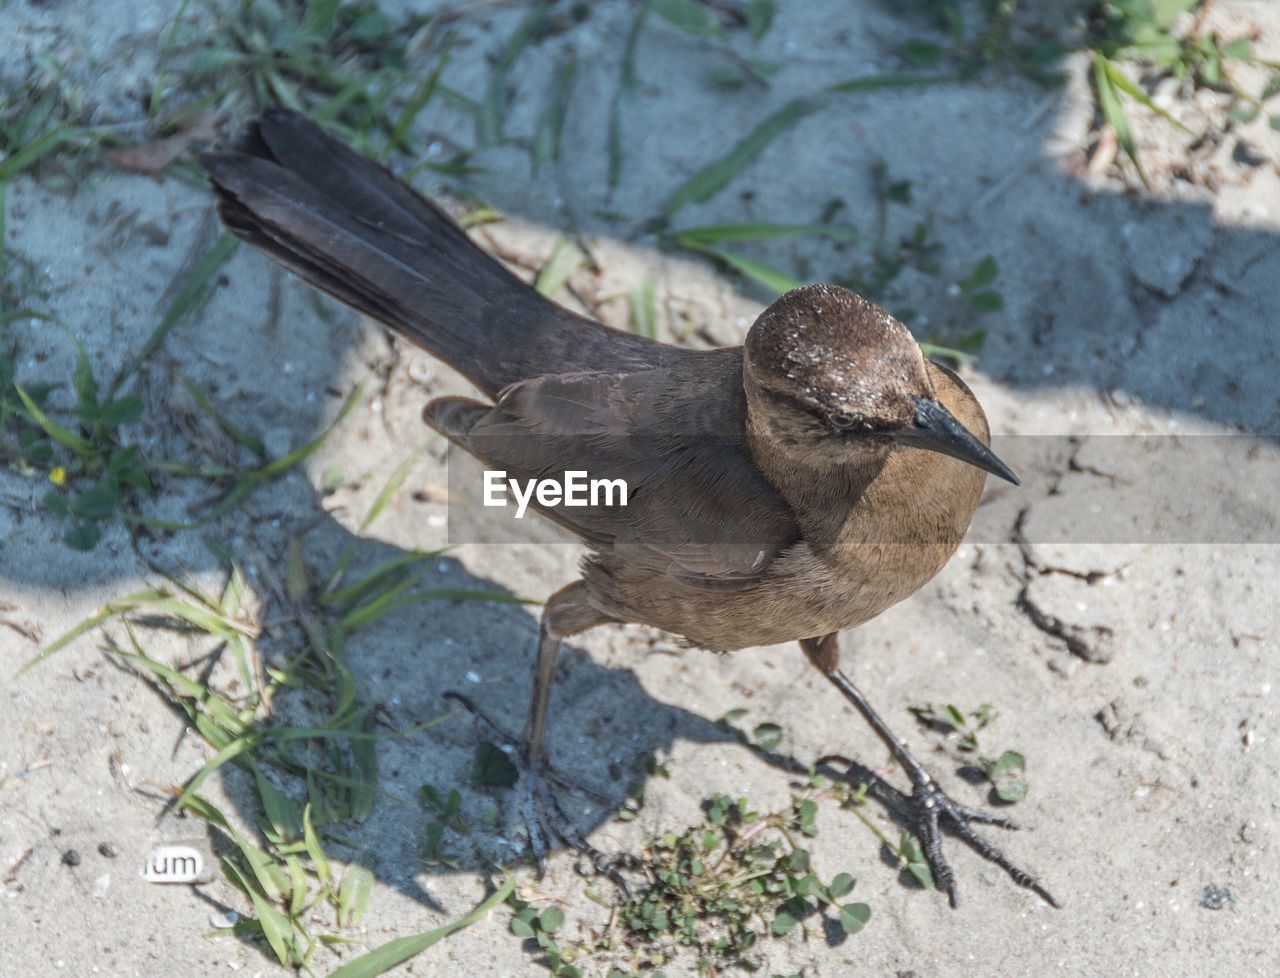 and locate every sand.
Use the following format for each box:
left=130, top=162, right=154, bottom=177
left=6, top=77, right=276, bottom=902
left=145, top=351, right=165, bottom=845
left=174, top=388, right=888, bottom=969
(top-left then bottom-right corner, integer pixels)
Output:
left=2, top=1, right=1278, bottom=975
